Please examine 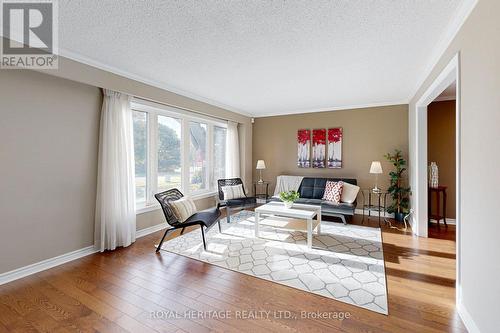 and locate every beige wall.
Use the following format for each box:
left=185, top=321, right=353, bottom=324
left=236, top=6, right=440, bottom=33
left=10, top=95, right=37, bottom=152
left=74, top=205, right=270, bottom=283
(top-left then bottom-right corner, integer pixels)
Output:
left=0, top=51, right=252, bottom=275
left=0, top=70, right=101, bottom=273
left=427, top=100, right=456, bottom=219
left=252, top=105, right=409, bottom=206
left=409, top=0, right=500, bottom=331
